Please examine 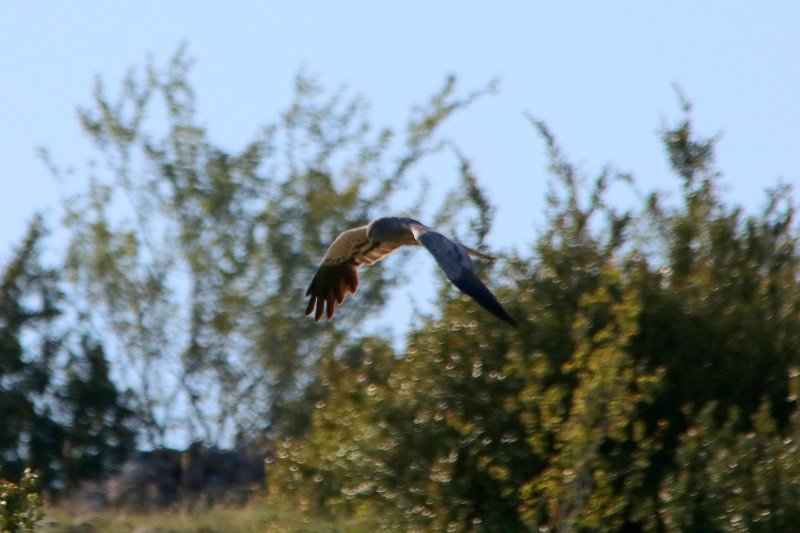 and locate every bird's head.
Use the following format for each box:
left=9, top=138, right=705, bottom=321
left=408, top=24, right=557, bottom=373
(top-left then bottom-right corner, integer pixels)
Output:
left=366, top=216, right=424, bottom=243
